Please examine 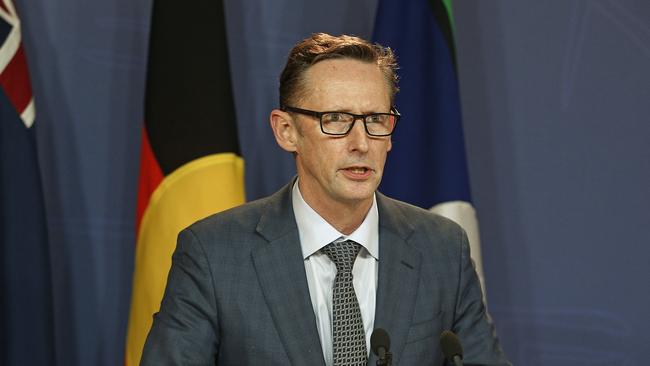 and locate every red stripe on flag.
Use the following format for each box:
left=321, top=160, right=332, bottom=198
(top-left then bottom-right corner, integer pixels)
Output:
left=0, top=44, right=33, bottom=114
left=136, top=126, right=164, bottom=235
left=0, top=1, right=9, bottom=13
